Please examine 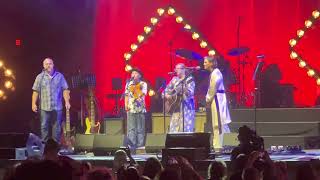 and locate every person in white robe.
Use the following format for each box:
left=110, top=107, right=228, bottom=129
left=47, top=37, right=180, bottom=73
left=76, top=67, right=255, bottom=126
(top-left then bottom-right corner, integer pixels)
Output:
left=203, top=56, right=232, bottom=149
